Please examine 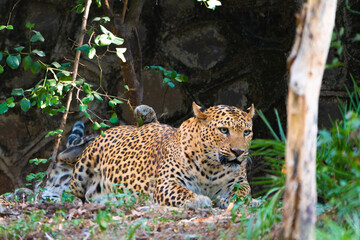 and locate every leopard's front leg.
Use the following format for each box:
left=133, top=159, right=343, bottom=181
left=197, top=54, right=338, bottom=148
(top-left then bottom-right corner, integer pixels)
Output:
left=154, top=179, right=212, bottom=208
left=216, top=178, right=251, bottom=209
